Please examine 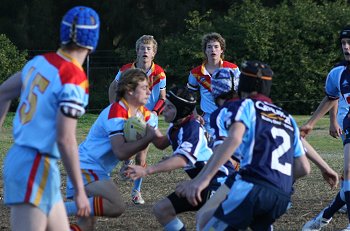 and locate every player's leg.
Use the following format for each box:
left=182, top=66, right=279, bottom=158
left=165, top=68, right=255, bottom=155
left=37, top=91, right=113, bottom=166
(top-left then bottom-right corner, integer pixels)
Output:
left=46, top=200, right=70, bottom=231
left=196, top=184, right=230, bottom=230
left=10, top=204, right=48, bottom=231
left=132, top=146, right=149, bottom=204
left=84, top=179, right=126, bottom=217
left=153, top=194, right=186, bottom=231
left=66, top=178, right=125, bottom=230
